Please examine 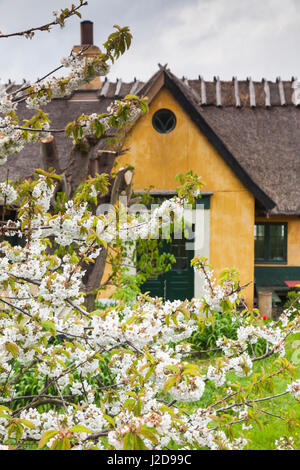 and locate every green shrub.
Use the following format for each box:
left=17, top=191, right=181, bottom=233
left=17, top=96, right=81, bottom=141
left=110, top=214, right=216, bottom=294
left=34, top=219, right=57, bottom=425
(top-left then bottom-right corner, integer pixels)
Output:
left=190, top=312, right=239, bottom=353
left=190, top=312, right=267, bottom=357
